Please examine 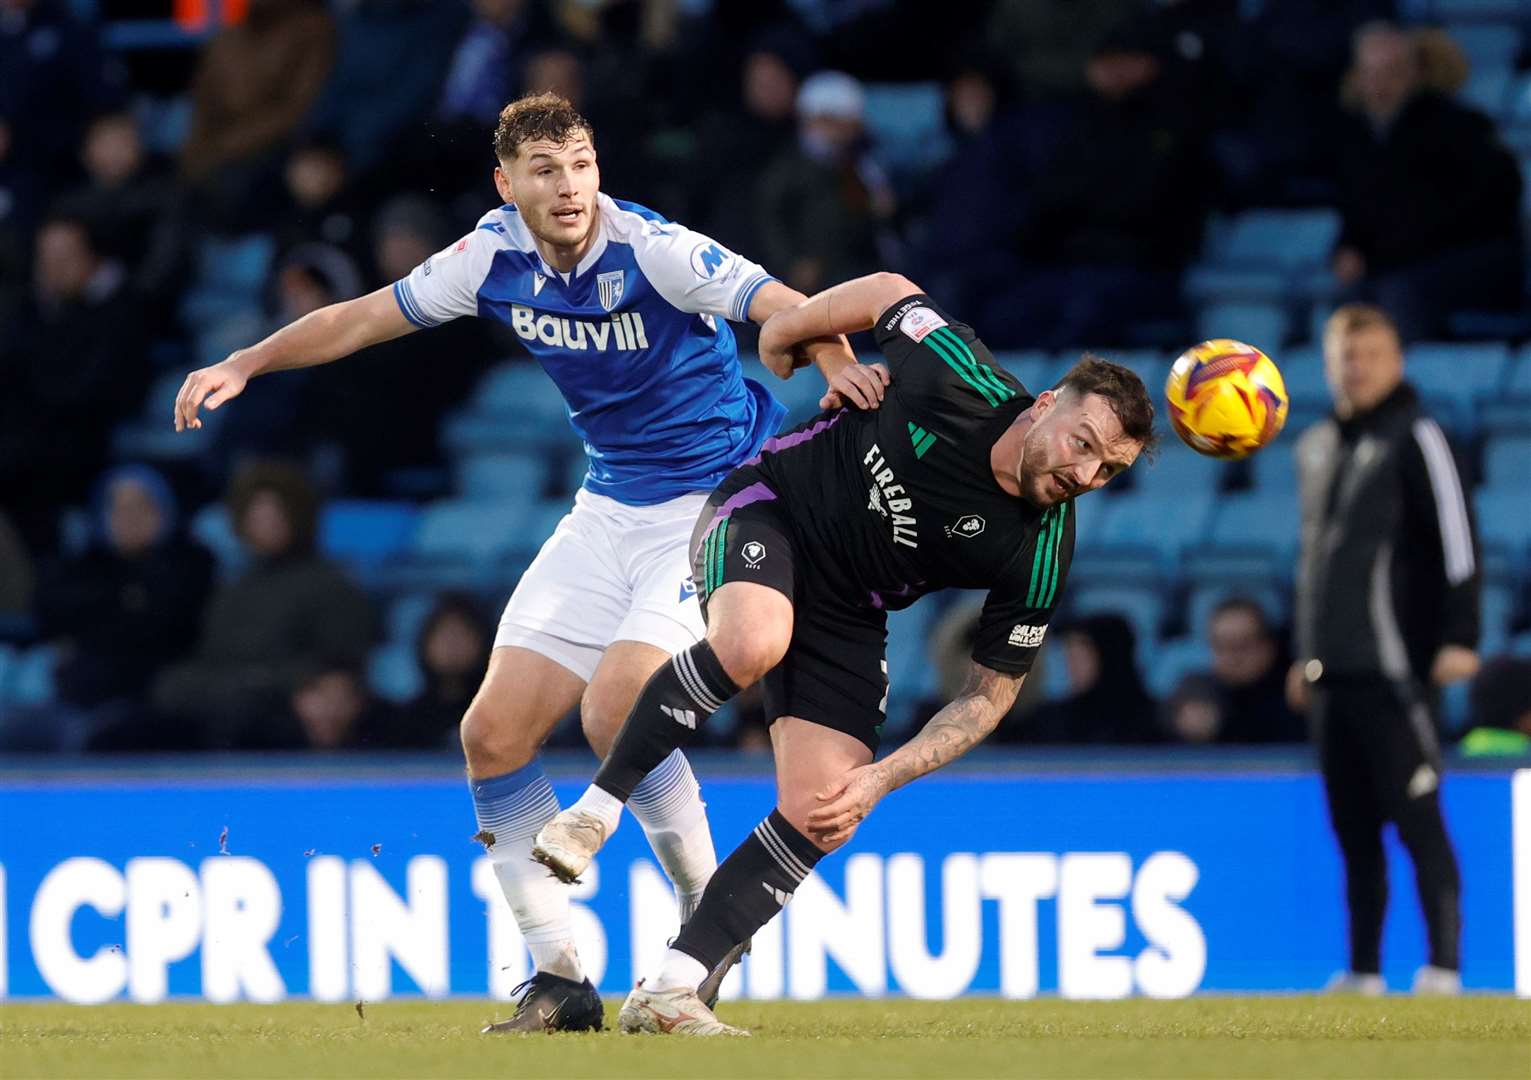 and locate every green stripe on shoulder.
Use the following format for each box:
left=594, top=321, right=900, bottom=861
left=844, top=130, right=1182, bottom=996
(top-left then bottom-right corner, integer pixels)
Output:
left=923, top=331, right=999, bottom=407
